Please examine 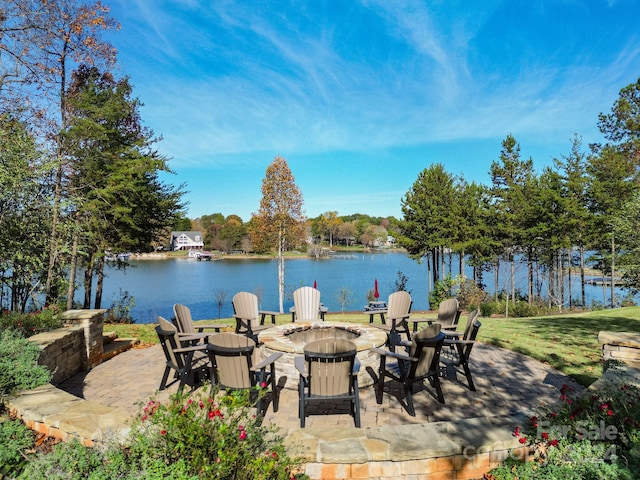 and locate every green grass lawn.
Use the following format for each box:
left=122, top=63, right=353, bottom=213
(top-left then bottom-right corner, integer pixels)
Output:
left=106, top=306, right=640, bottom=387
